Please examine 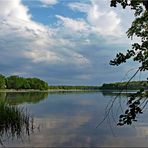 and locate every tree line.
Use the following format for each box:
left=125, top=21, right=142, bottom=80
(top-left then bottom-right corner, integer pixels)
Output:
left=0, top=74, right=101, bottom=90
left=100, top=81, right=148, bottom=90
left=0, top=74, right=48, bottom=90
left=48, top=85, right=100, bottom=90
